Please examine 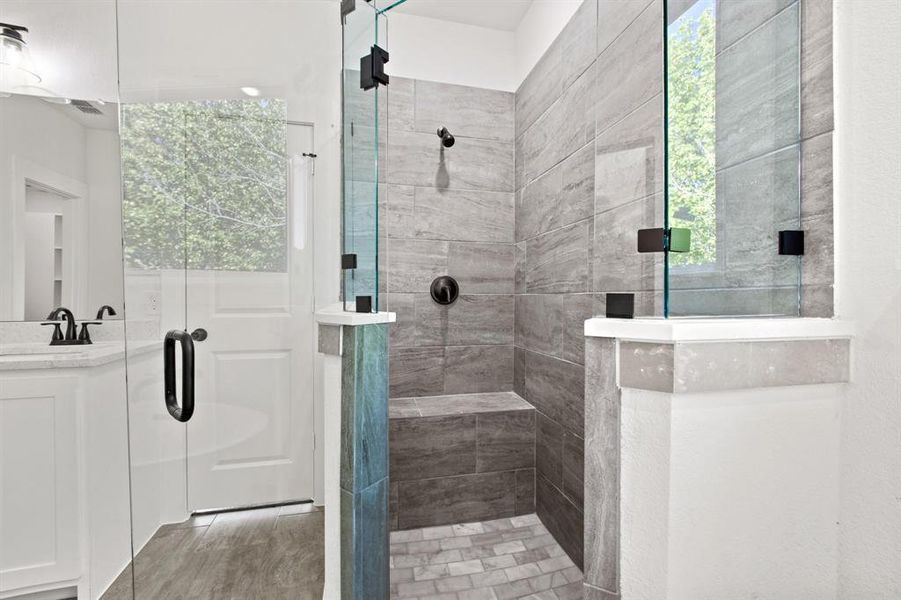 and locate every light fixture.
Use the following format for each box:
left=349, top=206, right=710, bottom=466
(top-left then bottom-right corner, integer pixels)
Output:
left=0, top=22, right=41, bottom=93
left=241, top=86, right=261, bottom=97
